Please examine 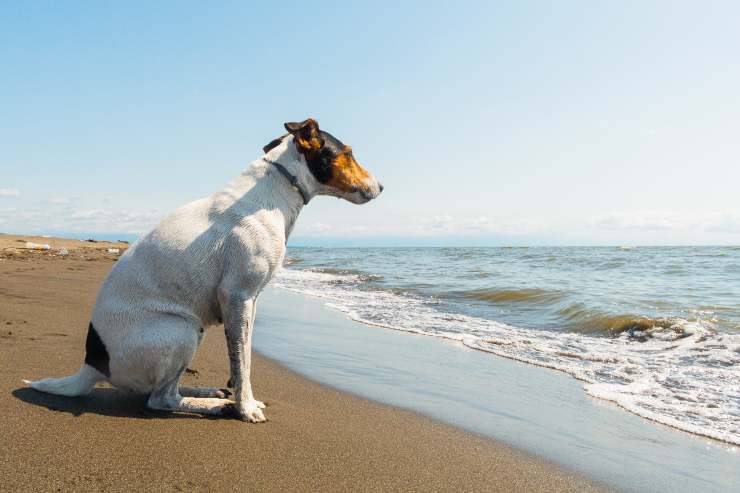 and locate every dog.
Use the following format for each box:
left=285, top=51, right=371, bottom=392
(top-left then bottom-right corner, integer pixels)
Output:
left=25, top=118, right=383, bottom=422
